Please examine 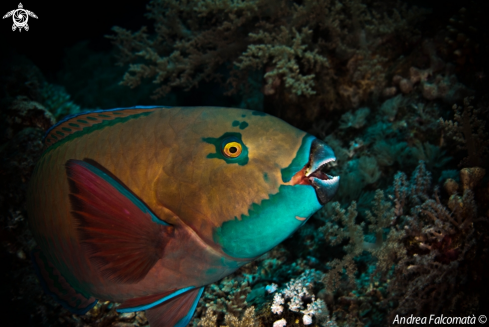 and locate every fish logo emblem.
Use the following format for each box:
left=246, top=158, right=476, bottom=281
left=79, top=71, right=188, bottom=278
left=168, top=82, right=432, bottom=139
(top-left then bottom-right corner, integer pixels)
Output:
left=3, top=3, right=38, bottom=32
